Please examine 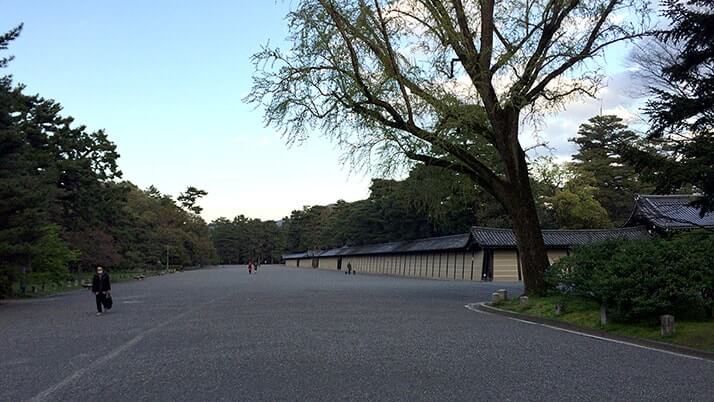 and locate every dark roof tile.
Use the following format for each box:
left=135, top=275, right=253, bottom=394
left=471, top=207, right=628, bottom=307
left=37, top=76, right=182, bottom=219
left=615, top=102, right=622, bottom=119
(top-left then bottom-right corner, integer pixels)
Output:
left=470, top=226, right=650, bottom=248
left=318, top=233, right=471, bottom=257
left=627, top=195, right=714, bottom=230
left=281, top=250, right=324, bottom=260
